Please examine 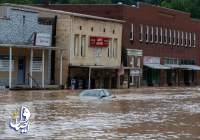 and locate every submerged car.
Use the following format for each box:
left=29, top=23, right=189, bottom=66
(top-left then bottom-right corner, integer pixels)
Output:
left=79, top=89, right=115, bottom=99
